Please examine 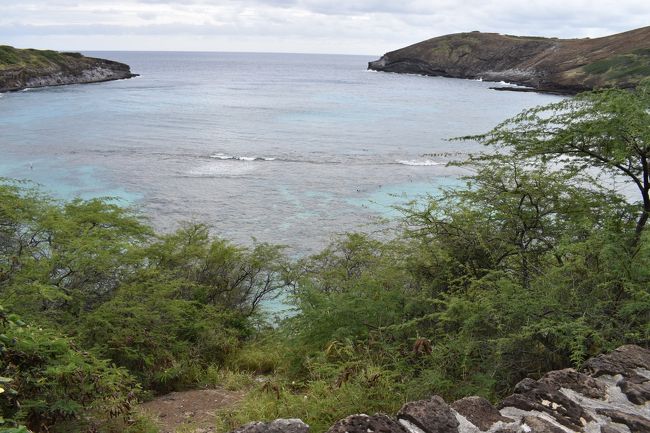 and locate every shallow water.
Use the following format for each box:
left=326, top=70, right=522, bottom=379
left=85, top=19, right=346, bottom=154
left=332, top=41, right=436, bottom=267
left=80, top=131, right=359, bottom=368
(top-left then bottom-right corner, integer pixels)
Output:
left=0, top=52, right=562, bottom=254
